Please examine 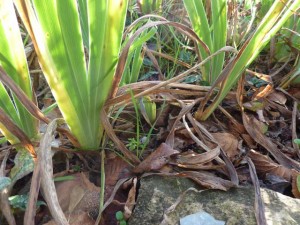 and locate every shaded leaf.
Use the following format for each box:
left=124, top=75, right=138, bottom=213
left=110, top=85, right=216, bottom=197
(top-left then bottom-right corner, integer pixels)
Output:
left=133, top=143, right=179, bottom=173
left=124, top=177, right=137, bottom=220
left=248, top=149, right=297, bottom=182
left=179, top=171, right=234, bottom=191
left=292, top=174, right=300, bottom=198
left=267, top=91, right=287, bottom=105
left=55, top=173, right=100, bottom=214
left=44, top=211, right=95, bottom=225
left=10, top=149, right=34, bottom=184
left=0, top=177, right=11, bottom=191
left=243, top=113, right=300, bottom=170
left=170, top=148, right=221, bottom=170
left=8, top=195, right=46, bottom=211
left=246, top=157, right=266, bottom=225
left=212, top=133, right=239, bottom=160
